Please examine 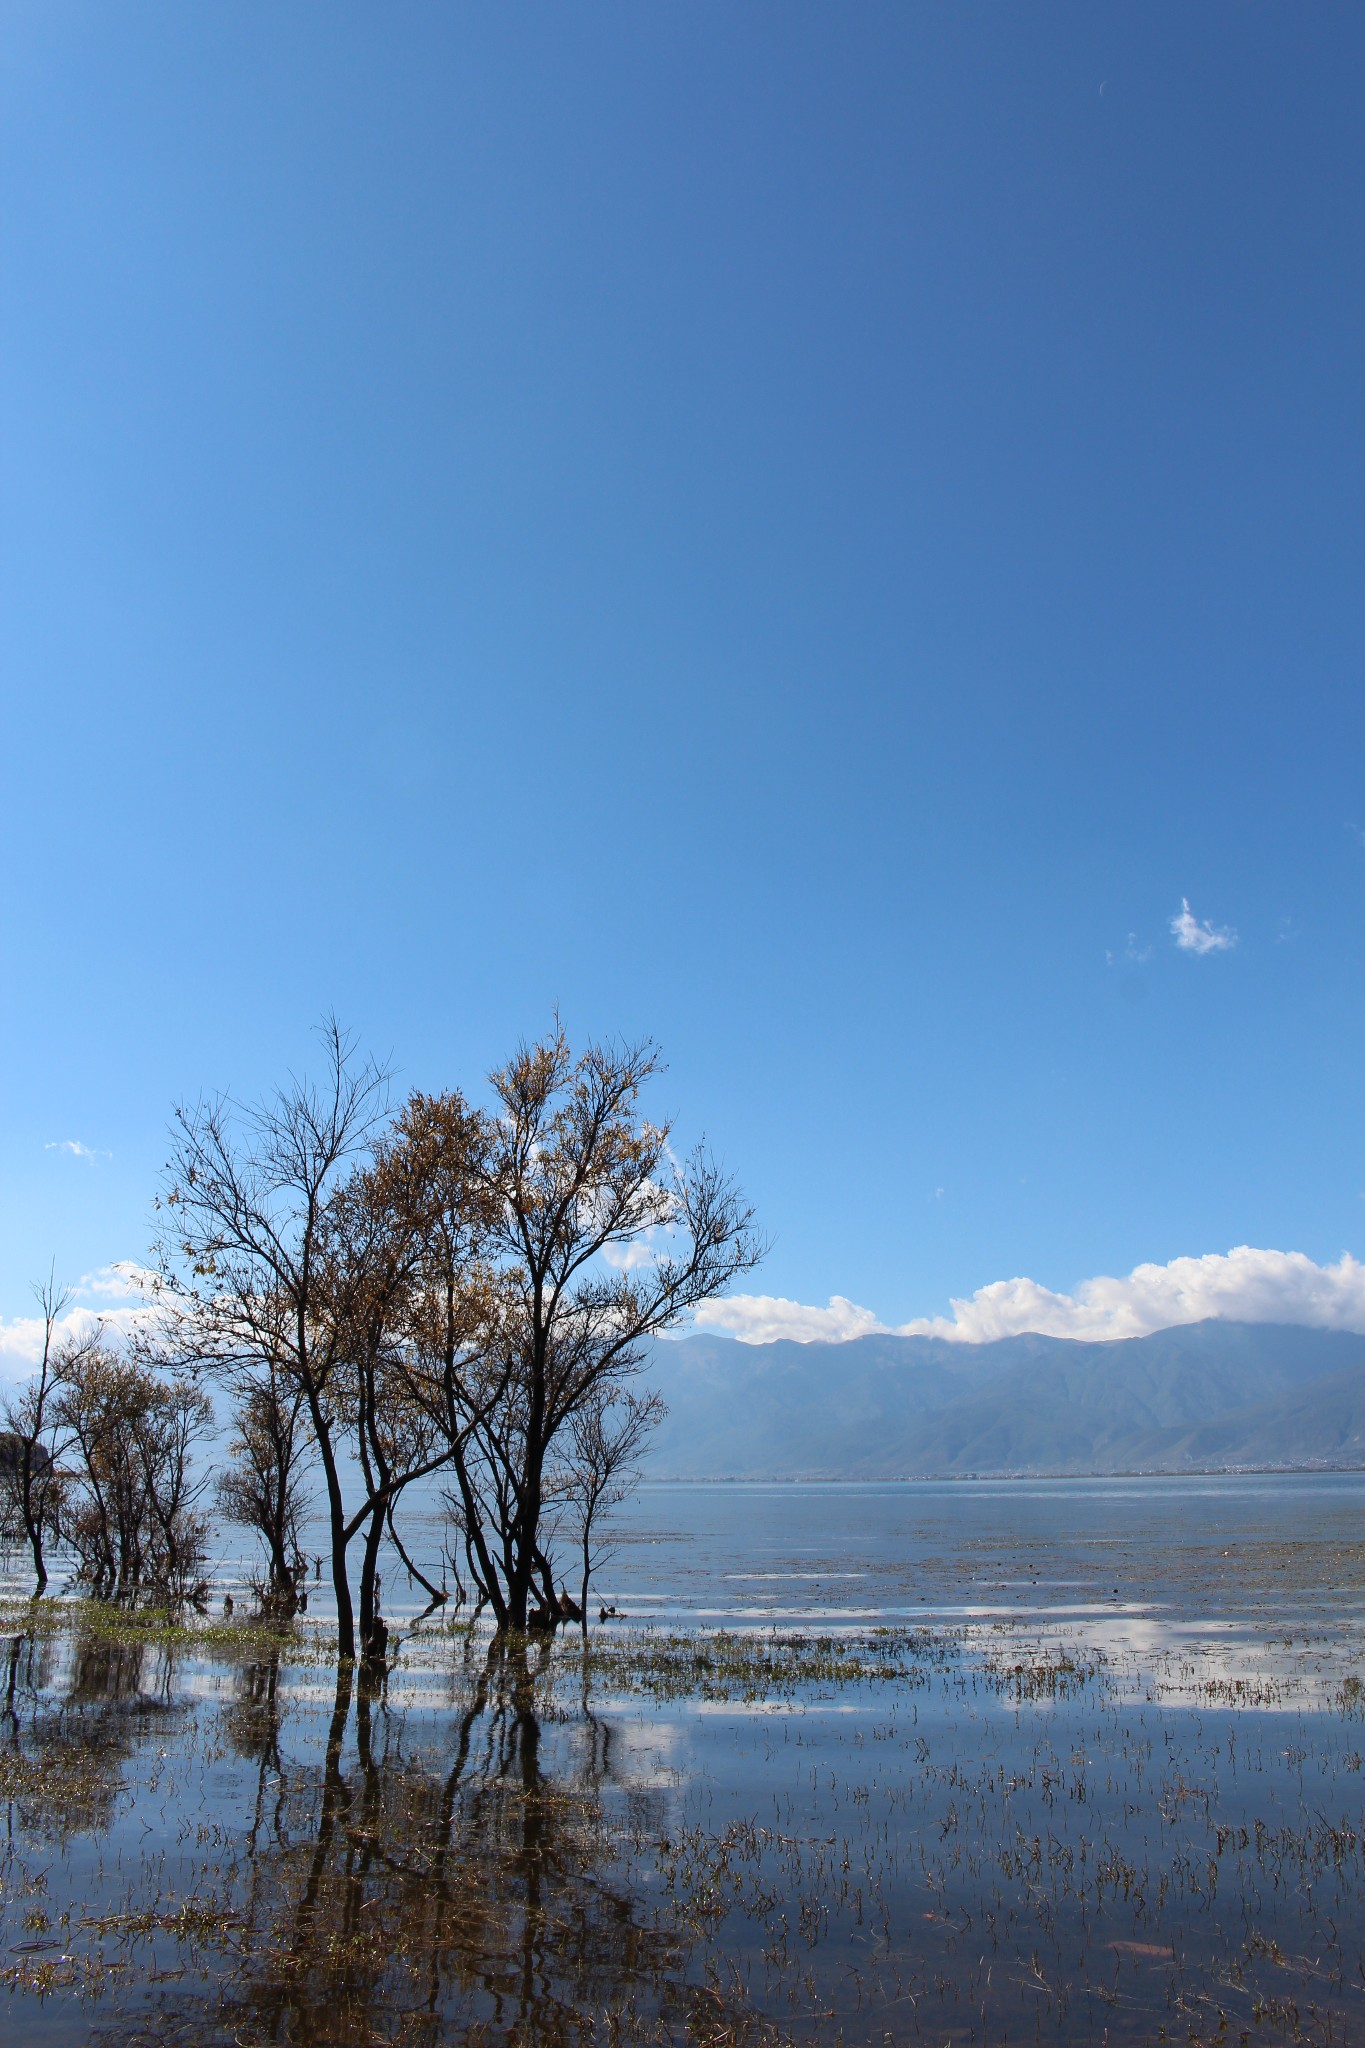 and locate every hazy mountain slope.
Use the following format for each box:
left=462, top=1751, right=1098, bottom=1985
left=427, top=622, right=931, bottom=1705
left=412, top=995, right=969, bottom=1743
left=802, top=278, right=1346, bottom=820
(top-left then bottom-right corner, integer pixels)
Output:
left=1124, top=1361, right=1365, bottom=1471
left=641, top=1322, right=1365, bottom=1477
left=640, top=1330, right=1044, bottom=1477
